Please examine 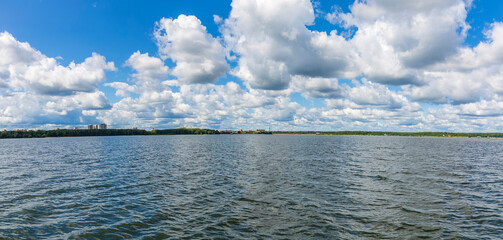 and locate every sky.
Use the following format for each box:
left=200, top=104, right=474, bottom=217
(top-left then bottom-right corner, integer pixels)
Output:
left=1, top=0, right=503, bottom=131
